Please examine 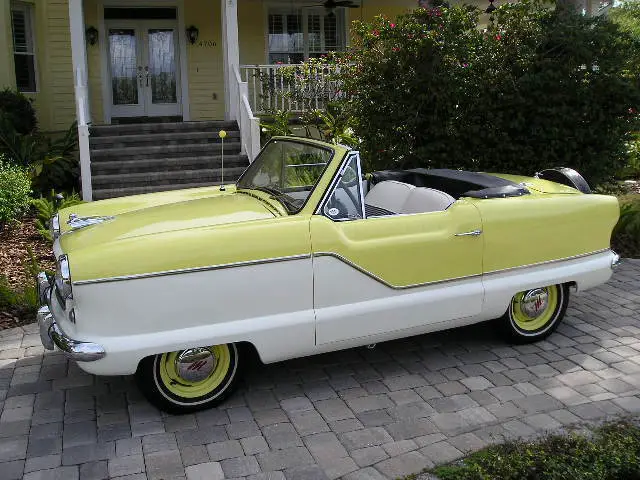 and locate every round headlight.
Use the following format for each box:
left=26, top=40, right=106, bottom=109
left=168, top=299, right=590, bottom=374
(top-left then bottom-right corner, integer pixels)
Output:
left=50, top=214, right=60, bottom=240
left=55, top=254, right=72, bottom=300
